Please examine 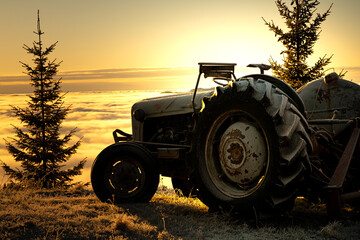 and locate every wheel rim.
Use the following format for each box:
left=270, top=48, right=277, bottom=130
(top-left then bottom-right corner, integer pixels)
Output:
left=104, top=155, right=146, bottom=198
left=205, top=109, right=269, bottom=198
